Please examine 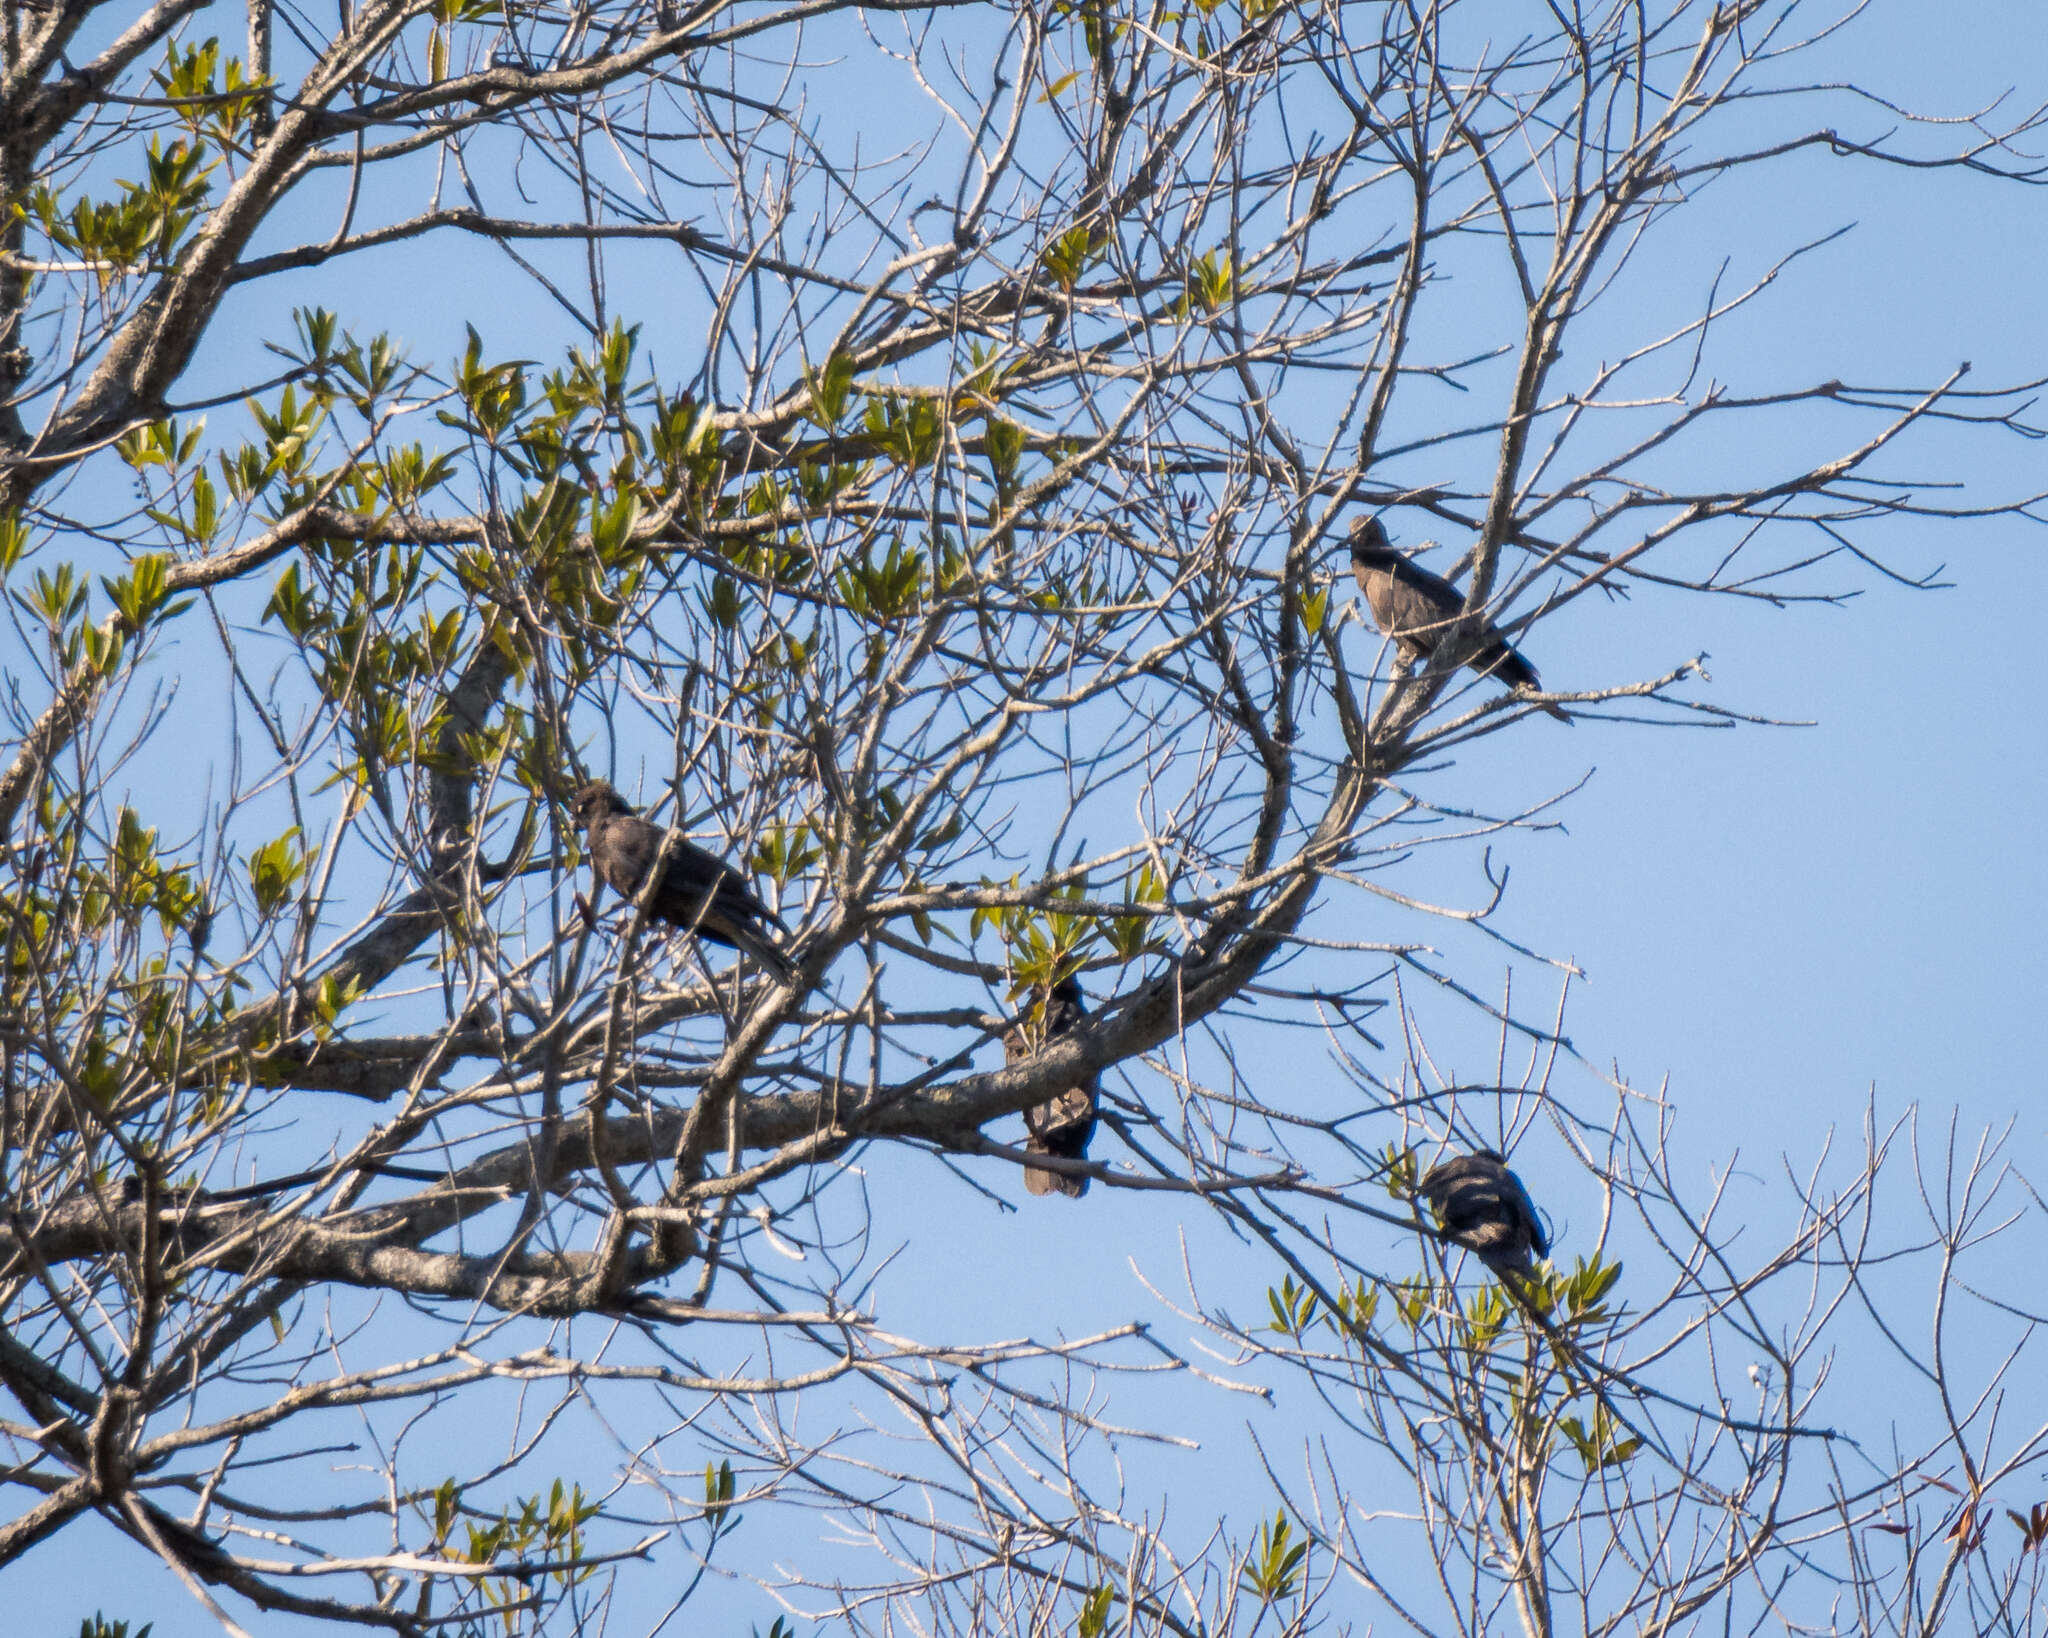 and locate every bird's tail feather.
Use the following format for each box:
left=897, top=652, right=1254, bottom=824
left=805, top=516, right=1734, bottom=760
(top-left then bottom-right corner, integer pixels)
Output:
left=1482, top=642, right=1572, bottom=722
left=1024, top=1158, right=1088, bottom=1198
left=1480, top=641, right=1541, bottom=692
left=731, top=923, right=800, bottom=983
